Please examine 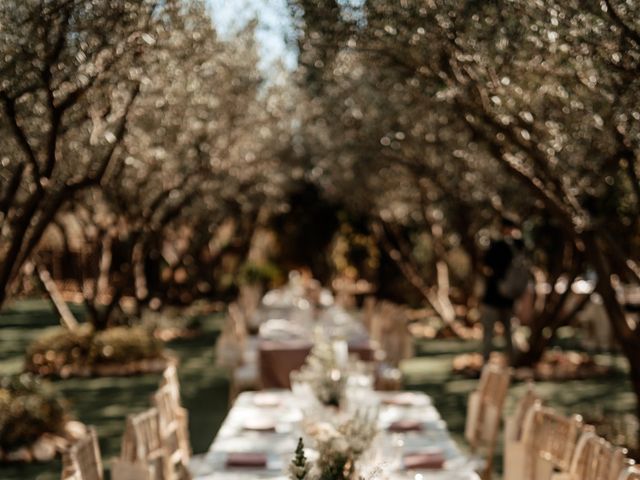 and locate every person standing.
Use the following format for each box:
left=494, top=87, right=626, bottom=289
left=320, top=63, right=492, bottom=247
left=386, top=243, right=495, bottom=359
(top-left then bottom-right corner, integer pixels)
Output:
left=481, top=217, right=526, bottom=365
